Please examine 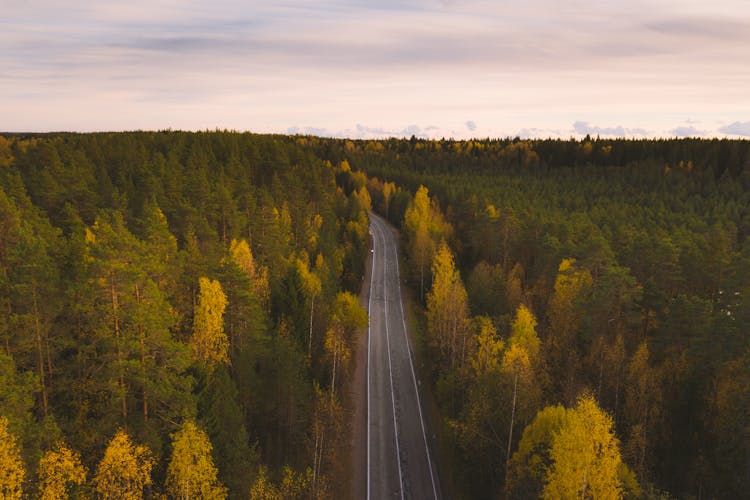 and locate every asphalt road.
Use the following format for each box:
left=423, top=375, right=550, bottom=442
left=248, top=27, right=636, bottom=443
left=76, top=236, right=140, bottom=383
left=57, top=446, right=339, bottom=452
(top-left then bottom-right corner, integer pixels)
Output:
left=364, top=213, right=441, bottom=500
